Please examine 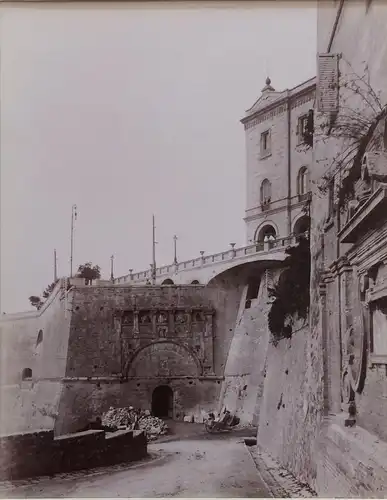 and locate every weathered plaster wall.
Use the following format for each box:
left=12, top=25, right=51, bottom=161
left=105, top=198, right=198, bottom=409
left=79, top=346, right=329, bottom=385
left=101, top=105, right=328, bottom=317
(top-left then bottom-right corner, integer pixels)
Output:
left=0, top=280, right=73, bottom=435
left=219, top=270, right=272, bottom=426
left=257, top=325, right=312, bottom=484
